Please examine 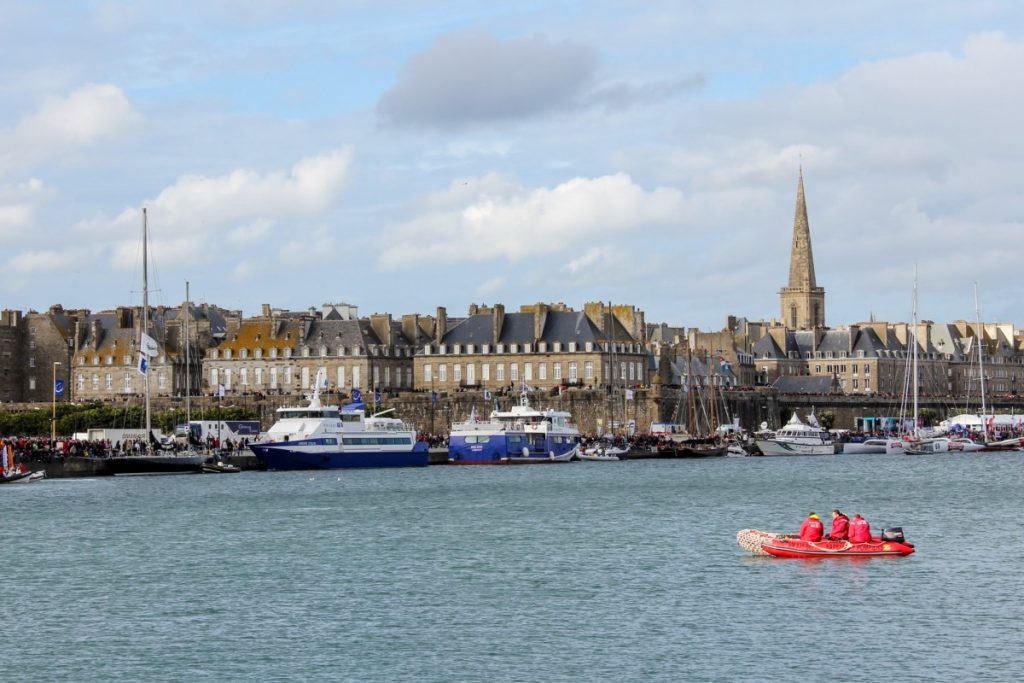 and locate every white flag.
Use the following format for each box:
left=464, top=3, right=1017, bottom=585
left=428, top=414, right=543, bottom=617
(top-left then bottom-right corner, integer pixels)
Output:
left=218, top=384, right=226, bottom=398
left=140, top=332, right=159, bottom=357
left=625, top=389, right=634, bottom=401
